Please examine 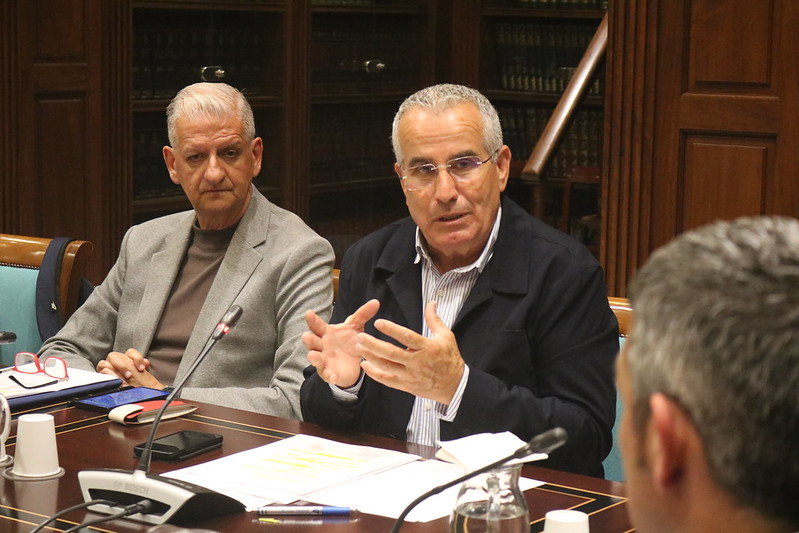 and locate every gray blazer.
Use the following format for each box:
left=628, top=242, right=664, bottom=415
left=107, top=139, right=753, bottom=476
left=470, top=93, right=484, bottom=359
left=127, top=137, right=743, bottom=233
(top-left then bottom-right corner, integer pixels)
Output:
left=40, top=187, right=334, bottom=419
